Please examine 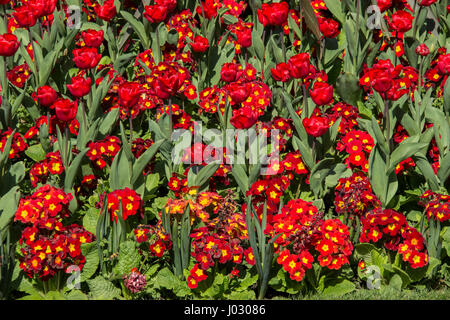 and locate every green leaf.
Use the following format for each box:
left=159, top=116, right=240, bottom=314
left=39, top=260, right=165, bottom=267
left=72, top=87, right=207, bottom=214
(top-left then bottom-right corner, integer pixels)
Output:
left=120, top=11, right=149, bottom=49
left=80, top=242, right=99, bottom=282
left=300, top=0, right=321, bottom=39
left=322, top=278, right=356, bottom=297
left=0, top=186, right=20, bottom=232
left=87, top=276, right=122, bottom=300
left=322, top=0, right=345, bottom=24
left=115, top=241, right=141, bottom=275
left=82, top=207, right=99, bottom=236
left=131, top=139, right=165, bottom=185
left=336, top=73, right=361, bottom=106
